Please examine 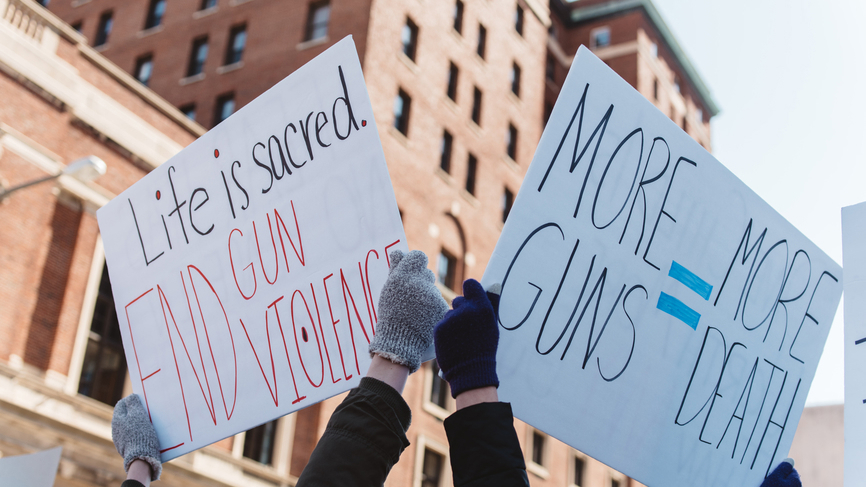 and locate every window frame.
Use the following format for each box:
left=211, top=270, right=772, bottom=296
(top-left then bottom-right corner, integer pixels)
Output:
left=515, top=4, right=524, bottom=36
left=437, top=248, right=458, bottom=291
left=401, top=17, right=419, bottom=62
left=476, top=24, right=486, bottom=59
left=526, top=428, right=550, bottom=479
left=144, top=0, right=166, bottom=30
left=440, top=129, right=453, bottom=174
left=471, top=86, right=482, bottom=126
left=453, top=0, right=464, bottom=35
left=187, top=36, right=209, bottom=77
left=590, top=26, right=611, bottom=48
left=569, top=452, right=586, bottom=487
left=305, top=0, right=330, bottom=42
left=446, top=62, right=459, bottom=101
left=506, top=123, right=518, bottom=161
left=224, top=24, right=247, bottom=66
left=511, top=62, right=521, bottom=97
left=465, top=153, right=477, bottom=196
left=214, top=92, right=235, bottom=126
left=393, top=88, right=411, bottom=136
left=413, top=436, right=449, bottom=487
left=134, top=53, right=154, bottom=87
left=422, top=361, right=452, bottom=419
left=94, top=10, right=113, bottom=47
